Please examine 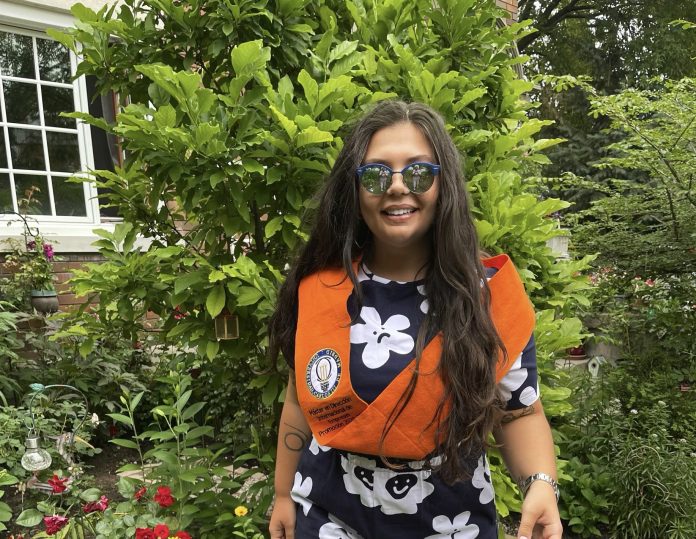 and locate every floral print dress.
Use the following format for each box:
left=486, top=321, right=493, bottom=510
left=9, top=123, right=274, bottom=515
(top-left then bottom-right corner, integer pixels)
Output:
left=288, top=264, right=539, bottom=539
